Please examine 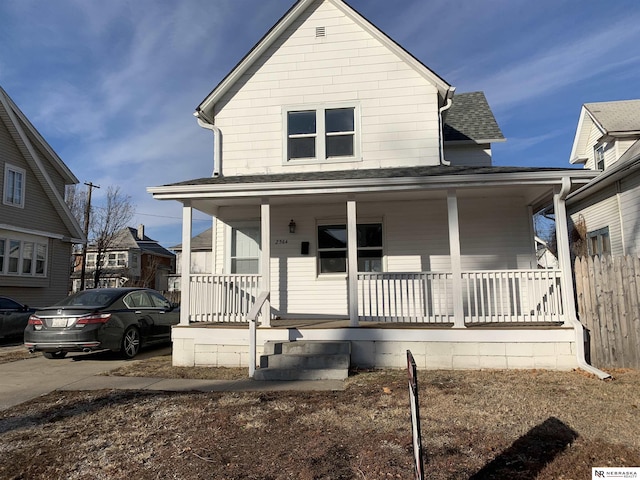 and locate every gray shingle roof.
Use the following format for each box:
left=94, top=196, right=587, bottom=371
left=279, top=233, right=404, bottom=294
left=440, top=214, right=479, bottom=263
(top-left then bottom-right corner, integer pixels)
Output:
left=584, top=99, right=640, bottom=133
left=166, top=165, right=578, bottom=187
left=171, top=228, right=213, bottom=251
left=443, top=92, right=505, bottom=143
